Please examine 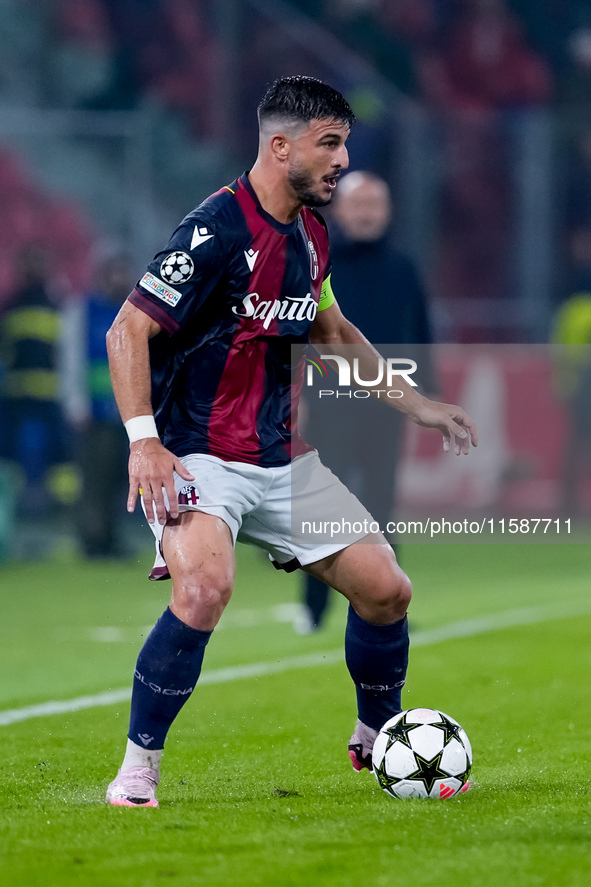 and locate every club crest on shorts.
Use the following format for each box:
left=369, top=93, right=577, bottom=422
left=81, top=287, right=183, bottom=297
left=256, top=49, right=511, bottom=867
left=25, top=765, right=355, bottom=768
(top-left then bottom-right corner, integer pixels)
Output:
left=178, top=485, right=199, bottom=506
left=308, top=240, right=319, bottom=280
